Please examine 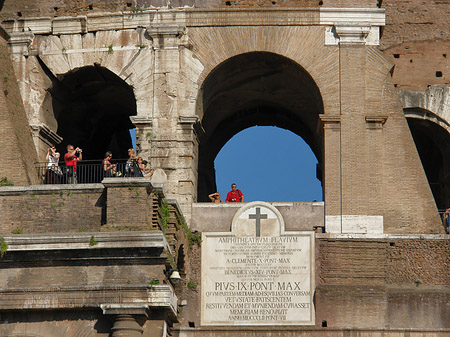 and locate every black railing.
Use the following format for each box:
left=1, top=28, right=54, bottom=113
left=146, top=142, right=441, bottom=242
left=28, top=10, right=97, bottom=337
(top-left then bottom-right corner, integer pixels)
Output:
left=36, top=159, right=144, bottom=184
